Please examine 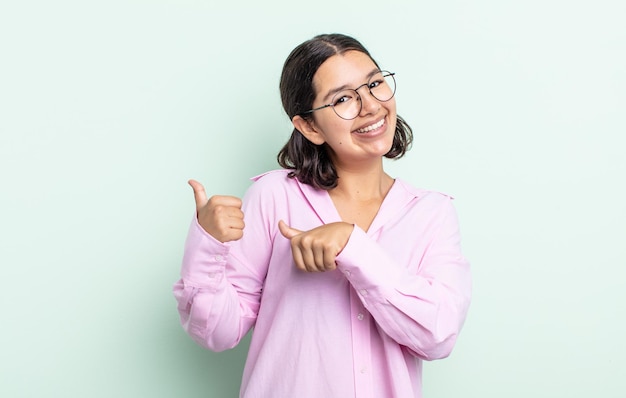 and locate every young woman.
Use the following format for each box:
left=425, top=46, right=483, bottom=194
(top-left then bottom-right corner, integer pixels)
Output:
left=173, top=33, right=472, bottom=398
